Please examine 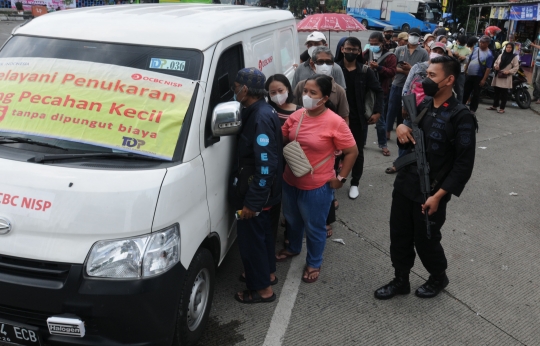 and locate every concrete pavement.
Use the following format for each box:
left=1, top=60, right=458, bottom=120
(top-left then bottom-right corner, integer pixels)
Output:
left=1, top=19, right=539, bottom=346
